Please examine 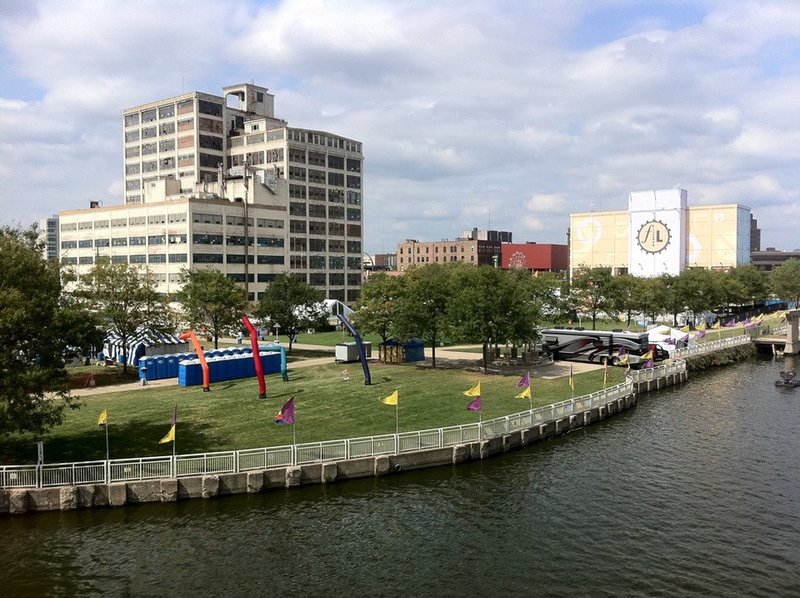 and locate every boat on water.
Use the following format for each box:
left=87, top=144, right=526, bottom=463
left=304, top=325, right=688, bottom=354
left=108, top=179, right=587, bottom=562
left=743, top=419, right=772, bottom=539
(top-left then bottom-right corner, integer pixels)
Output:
left=775, top=371, right=800, bottom=388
